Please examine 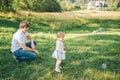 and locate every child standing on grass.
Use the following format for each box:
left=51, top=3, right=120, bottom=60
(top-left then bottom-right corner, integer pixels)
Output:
left=52, top=32, right=66, bottom=72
